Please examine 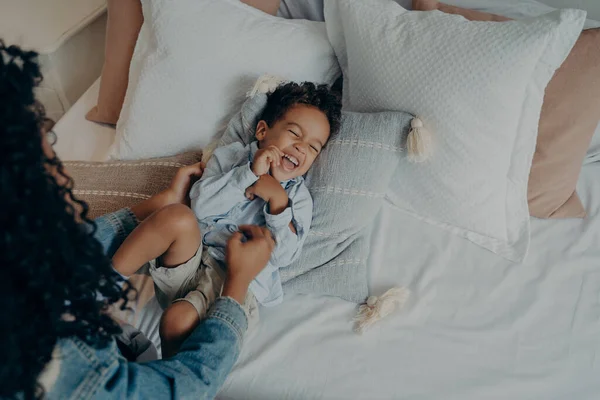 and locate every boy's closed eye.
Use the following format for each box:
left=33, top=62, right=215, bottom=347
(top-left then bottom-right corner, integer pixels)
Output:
left=289, top=127, right=320, bottom=153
